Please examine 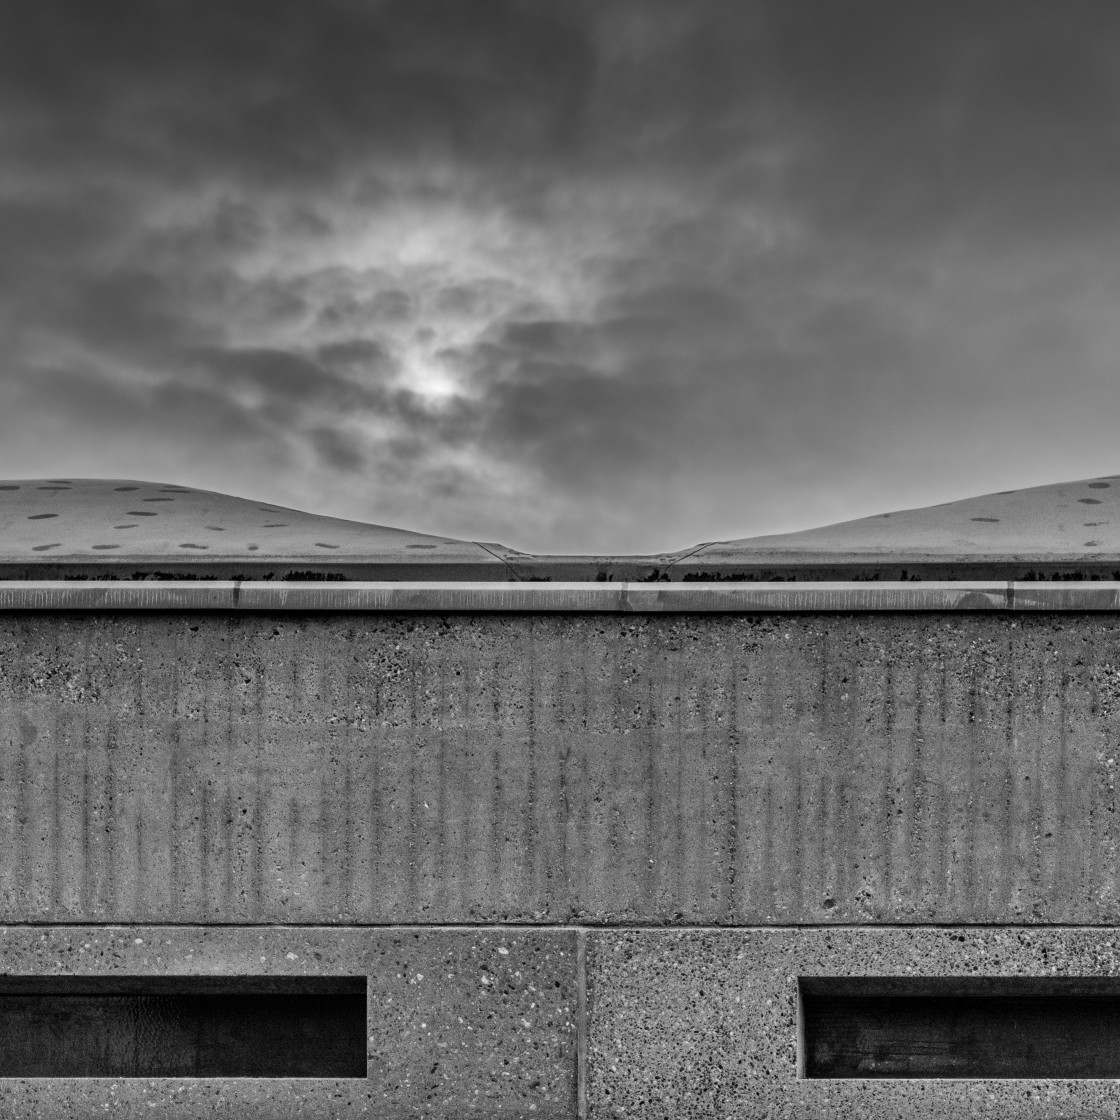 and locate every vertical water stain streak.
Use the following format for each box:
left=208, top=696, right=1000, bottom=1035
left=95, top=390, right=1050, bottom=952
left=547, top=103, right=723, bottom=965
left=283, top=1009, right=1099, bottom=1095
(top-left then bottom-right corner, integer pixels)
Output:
left=0, top=614, right=1119, bottom=924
